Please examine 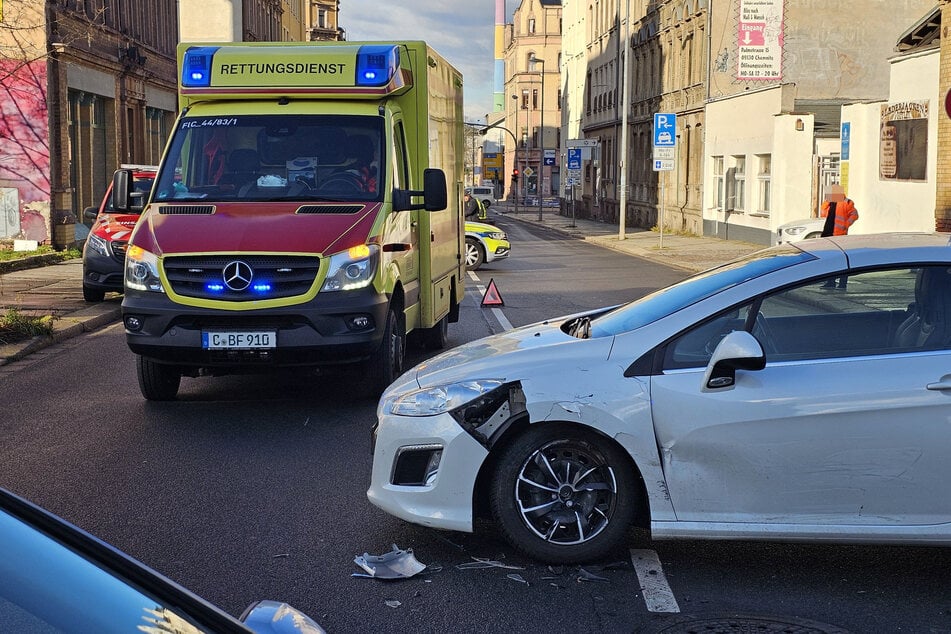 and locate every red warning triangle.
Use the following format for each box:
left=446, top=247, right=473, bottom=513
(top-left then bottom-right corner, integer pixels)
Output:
left=481, top=278, right=505, bottom=307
